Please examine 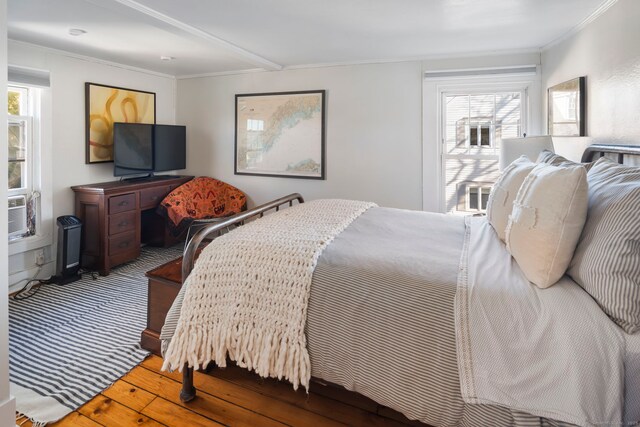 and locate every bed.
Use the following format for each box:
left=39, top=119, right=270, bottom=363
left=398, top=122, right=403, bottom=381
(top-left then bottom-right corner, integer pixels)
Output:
left=160, top=144, right=640, bottom=427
